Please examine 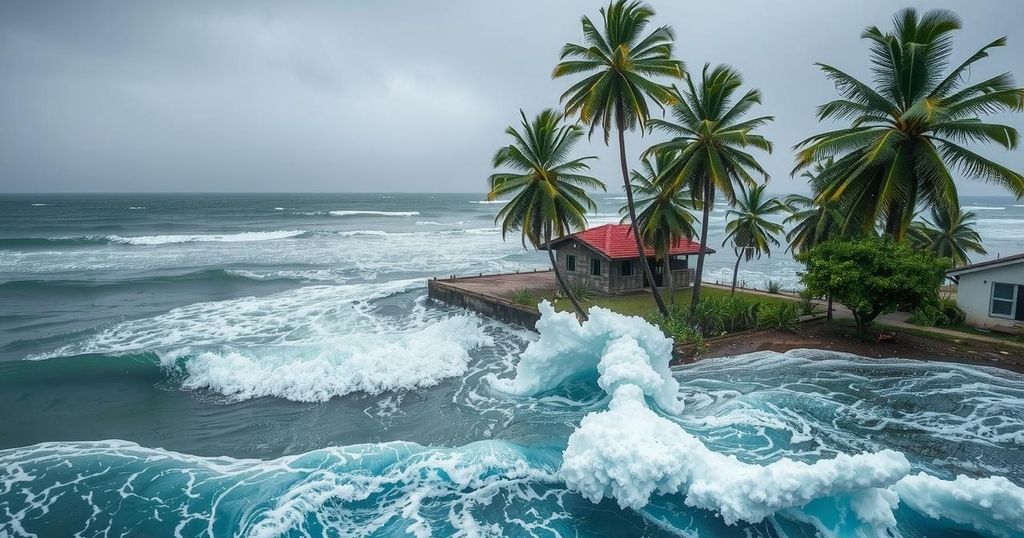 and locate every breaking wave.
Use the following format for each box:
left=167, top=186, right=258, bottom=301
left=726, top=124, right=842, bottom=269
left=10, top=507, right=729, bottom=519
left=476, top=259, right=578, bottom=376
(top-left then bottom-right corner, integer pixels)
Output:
left=328, top=210, right=420, bottom=217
